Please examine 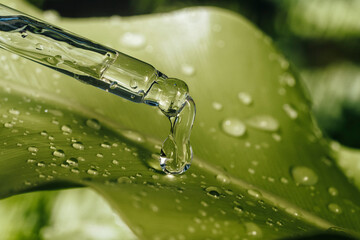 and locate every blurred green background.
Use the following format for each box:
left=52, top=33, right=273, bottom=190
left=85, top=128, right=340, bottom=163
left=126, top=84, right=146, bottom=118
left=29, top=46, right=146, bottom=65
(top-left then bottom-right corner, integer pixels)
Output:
left=2, top=0, right=360, bottom=239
